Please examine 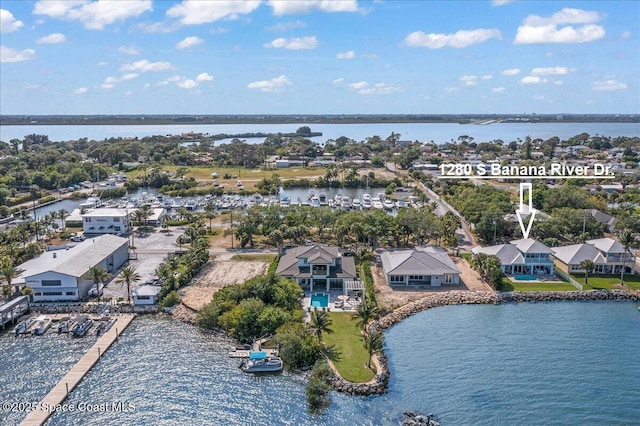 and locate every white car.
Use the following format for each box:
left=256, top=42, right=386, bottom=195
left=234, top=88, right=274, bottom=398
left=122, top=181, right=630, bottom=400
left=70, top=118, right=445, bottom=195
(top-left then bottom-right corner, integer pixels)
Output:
left=70, top=235, right=86, bottom=242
